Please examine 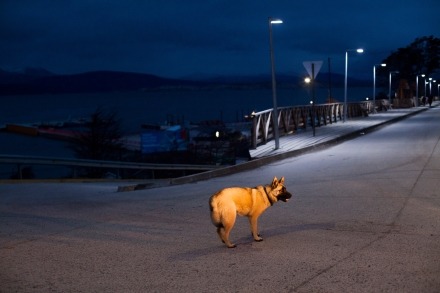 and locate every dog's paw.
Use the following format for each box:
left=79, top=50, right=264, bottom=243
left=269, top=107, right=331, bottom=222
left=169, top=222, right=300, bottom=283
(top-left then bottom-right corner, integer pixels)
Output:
left=227, top=244, right=237, bottom=248
left=251, top=233, right=263, bottom=242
